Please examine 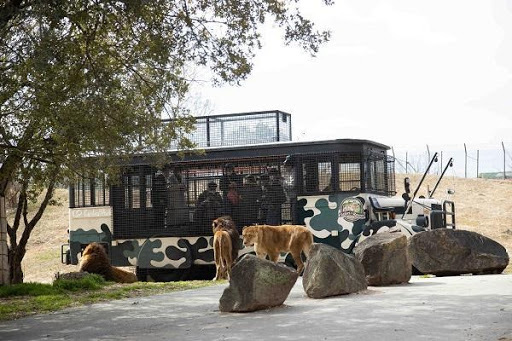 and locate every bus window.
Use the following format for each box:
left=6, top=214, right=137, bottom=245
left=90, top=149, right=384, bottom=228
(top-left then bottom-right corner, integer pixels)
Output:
left=302, top=160, right=333, bottom=193
left=132, top=175, right=141, bottom=209
left=318, top=162, right=332, bottom=192
left=303, top=162, right=318, bottom=193
left=145, top=174, right=152, bottom=208
left=339, top=162, right=361, bottom=191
